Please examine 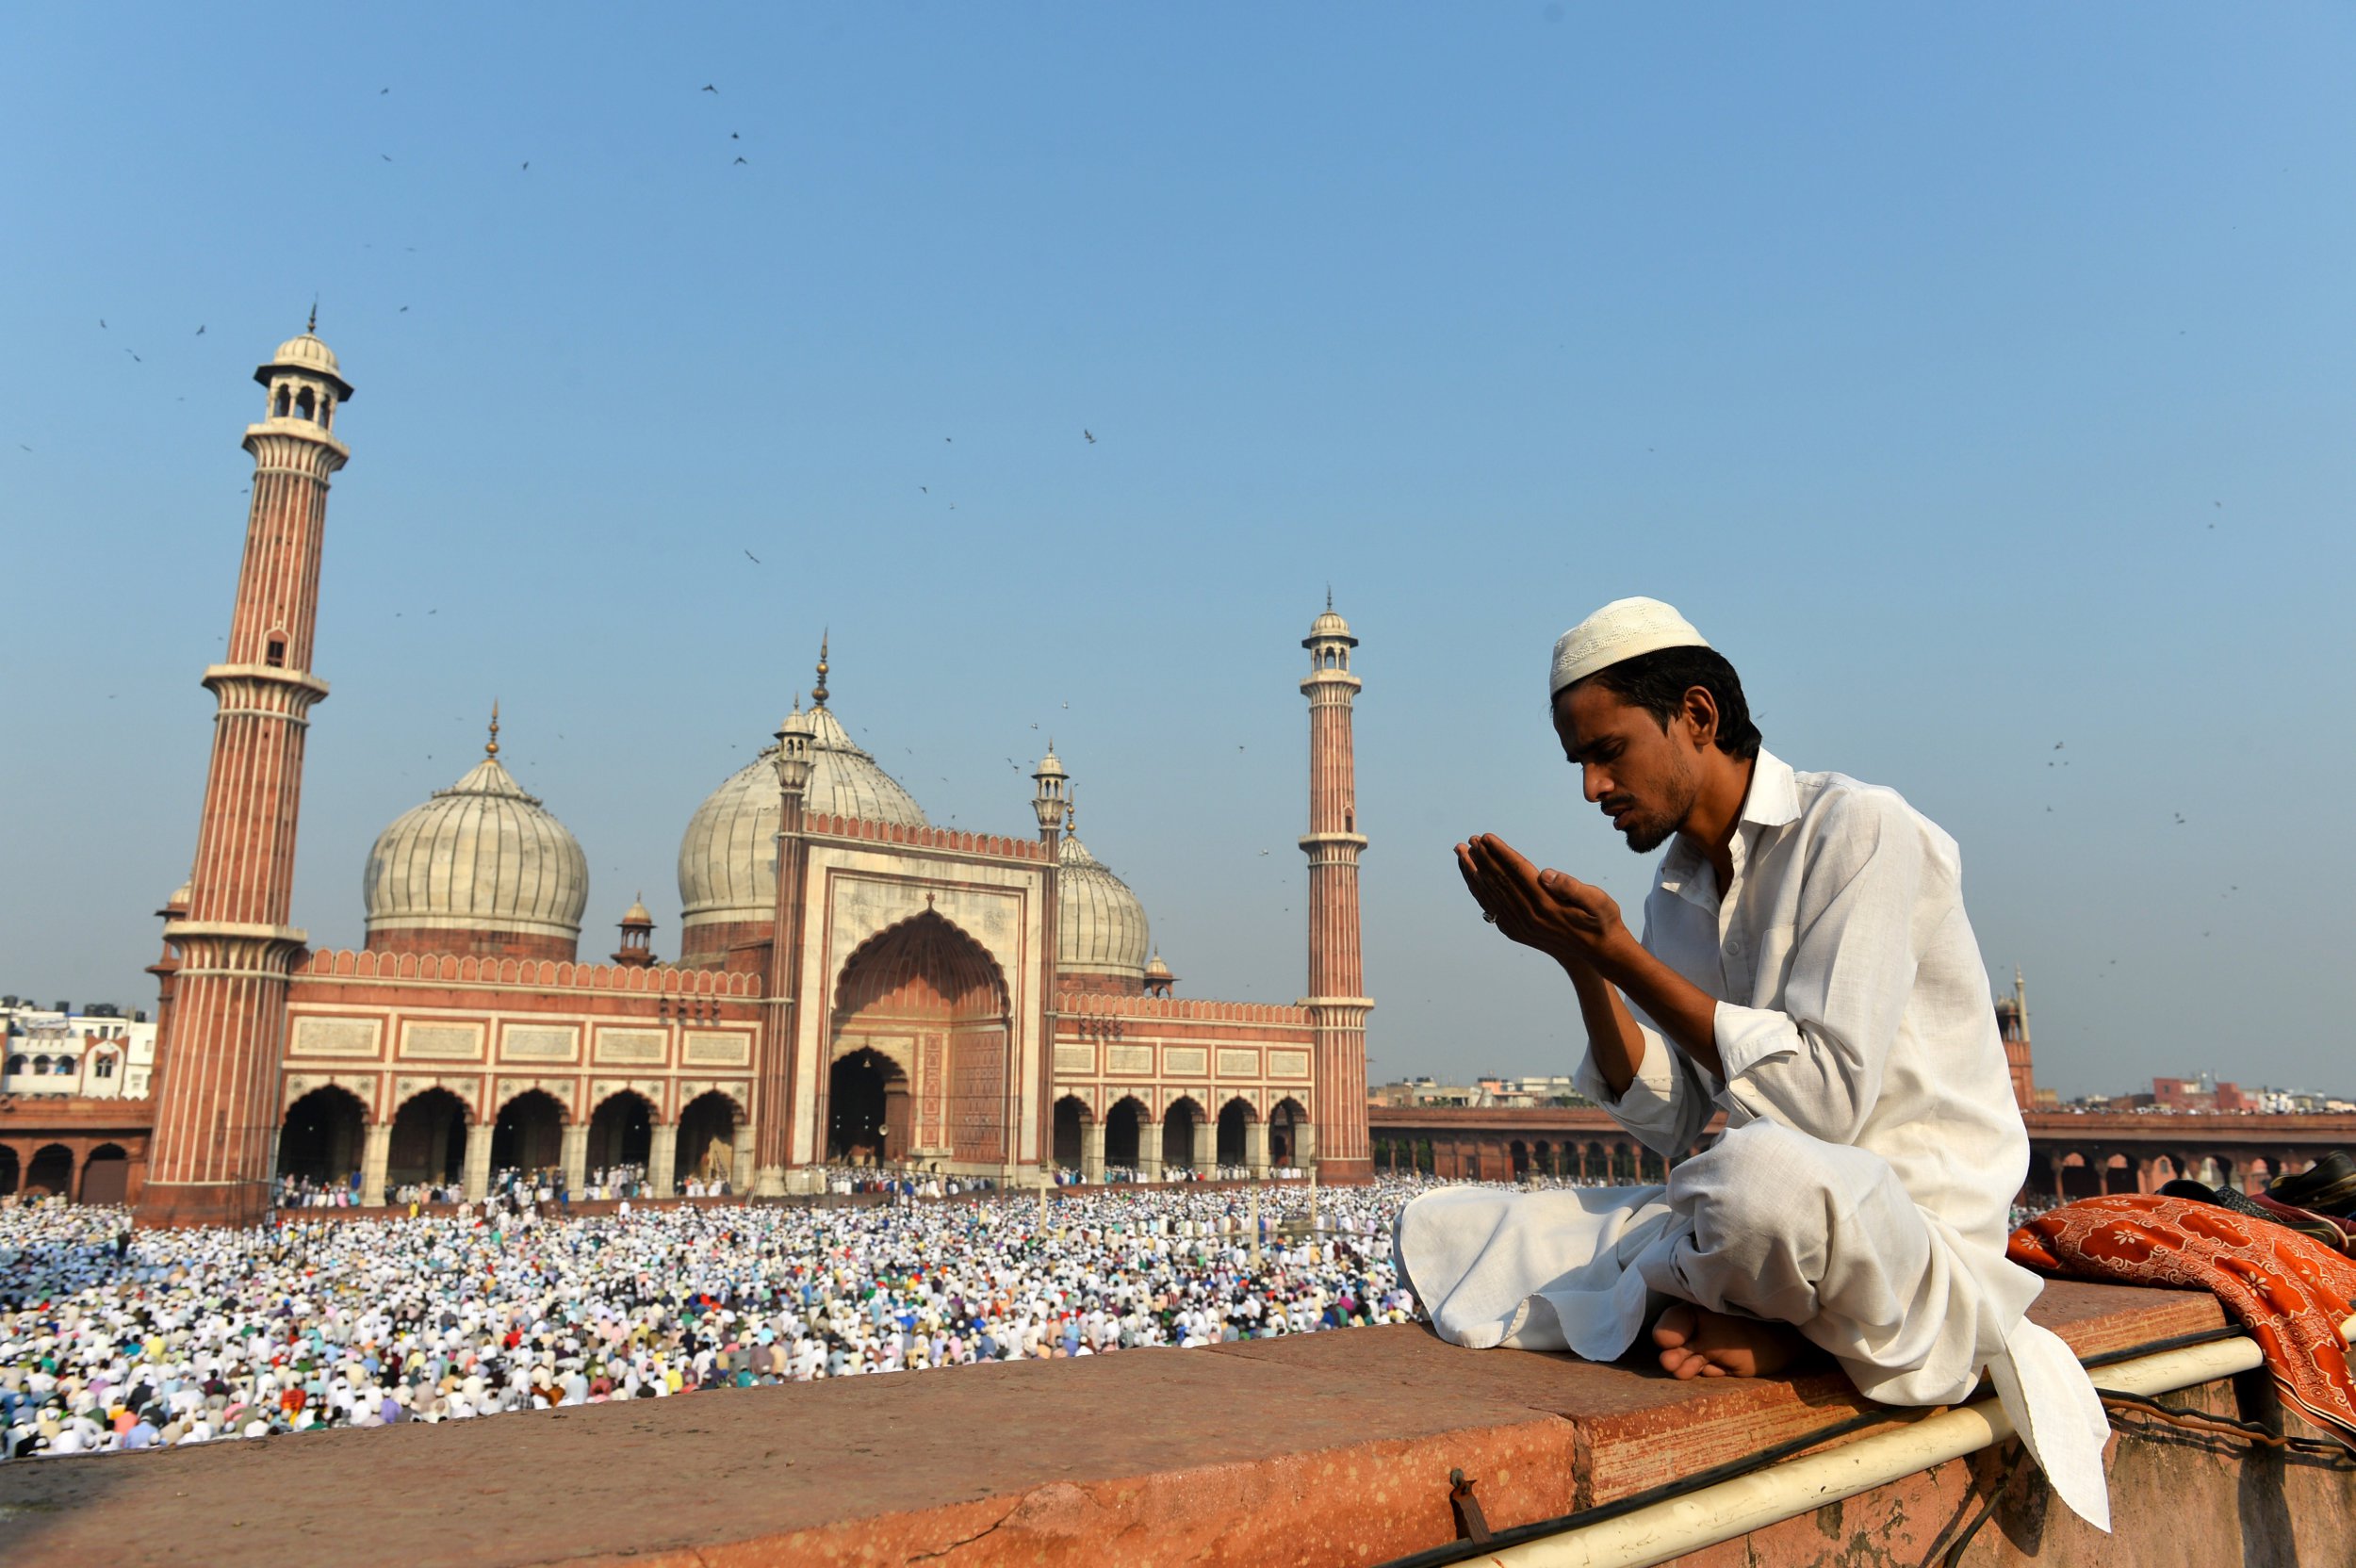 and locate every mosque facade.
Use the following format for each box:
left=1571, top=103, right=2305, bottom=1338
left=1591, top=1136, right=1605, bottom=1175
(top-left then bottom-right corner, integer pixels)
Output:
left=135, top=330, right=1372, bottom=1228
